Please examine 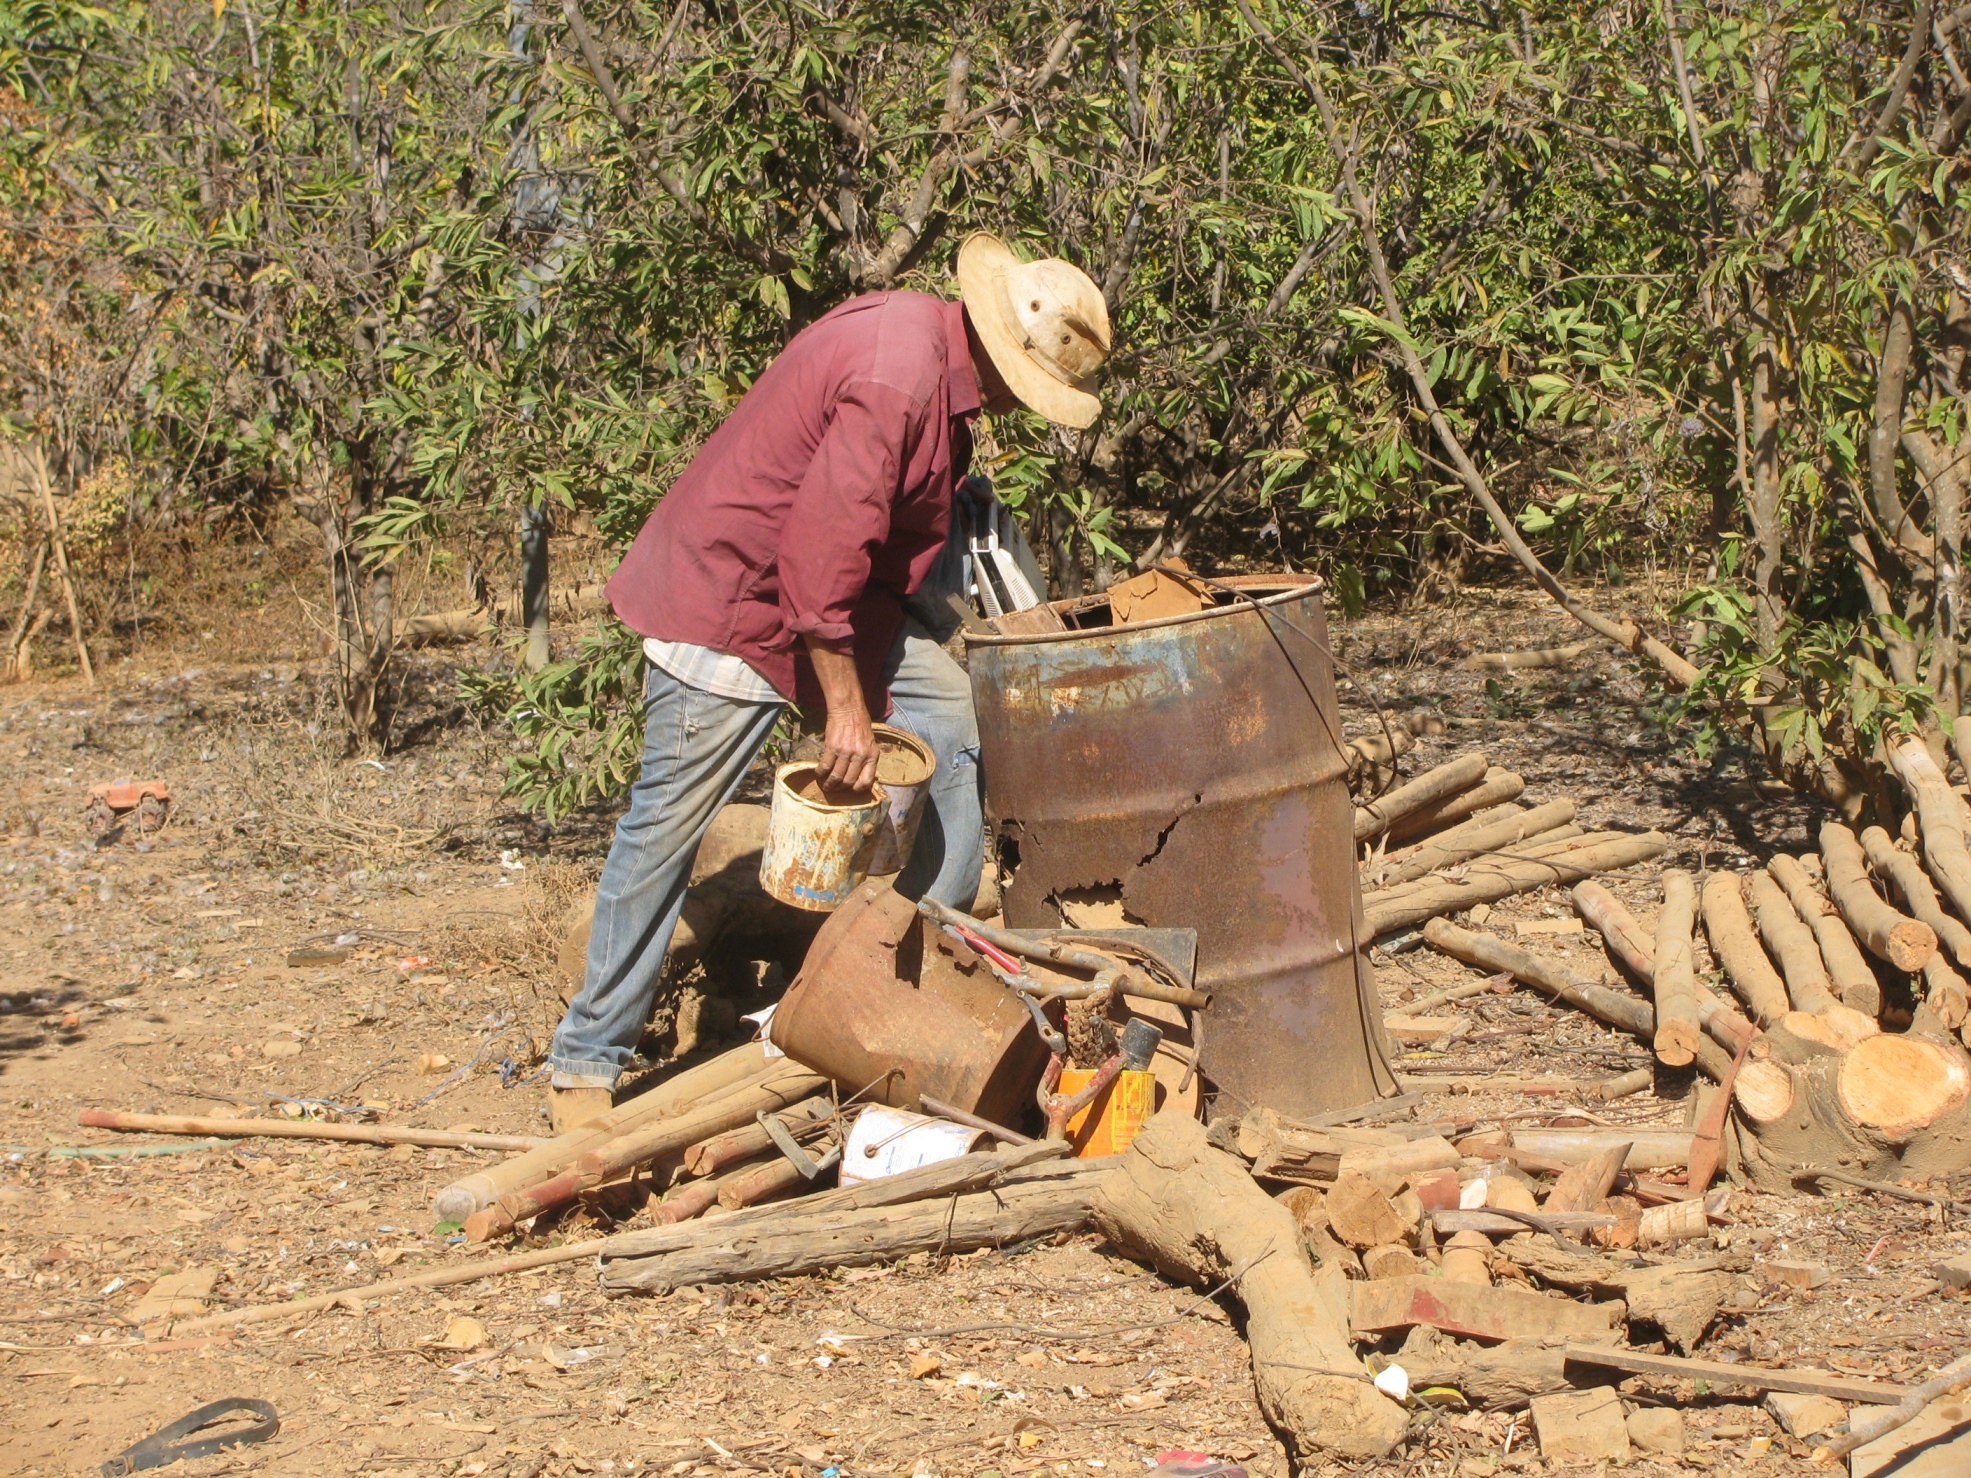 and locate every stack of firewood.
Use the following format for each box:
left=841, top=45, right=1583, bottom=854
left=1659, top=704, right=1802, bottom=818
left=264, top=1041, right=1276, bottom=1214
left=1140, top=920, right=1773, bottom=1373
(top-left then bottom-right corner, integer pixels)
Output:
left=1349, top=745, right=1667, bottom=936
